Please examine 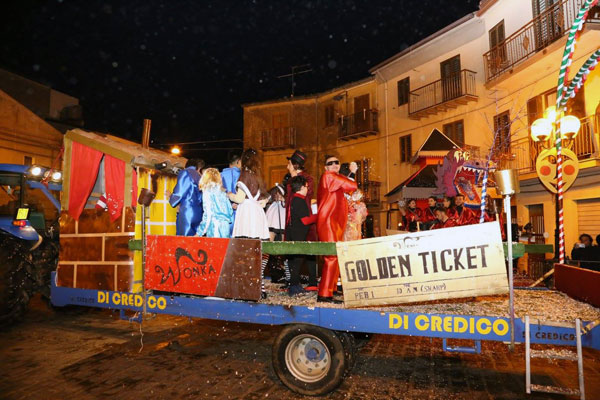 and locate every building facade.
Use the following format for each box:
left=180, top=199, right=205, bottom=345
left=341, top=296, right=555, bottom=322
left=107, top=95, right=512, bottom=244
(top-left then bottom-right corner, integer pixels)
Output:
left=244, top=0, right=600, bottom=249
